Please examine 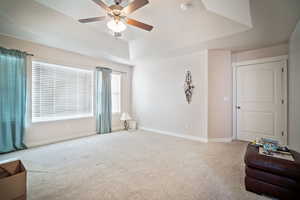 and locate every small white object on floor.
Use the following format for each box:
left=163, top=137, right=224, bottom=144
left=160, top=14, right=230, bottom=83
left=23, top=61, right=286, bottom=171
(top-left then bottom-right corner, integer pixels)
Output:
left=129, top=120, right=137, bottom=130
